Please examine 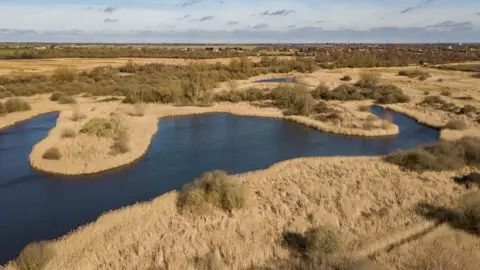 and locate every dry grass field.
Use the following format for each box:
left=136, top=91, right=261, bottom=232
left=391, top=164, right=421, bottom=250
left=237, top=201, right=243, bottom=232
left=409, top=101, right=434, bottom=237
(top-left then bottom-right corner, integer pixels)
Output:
left=1, top=59, right=480, bottom=269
